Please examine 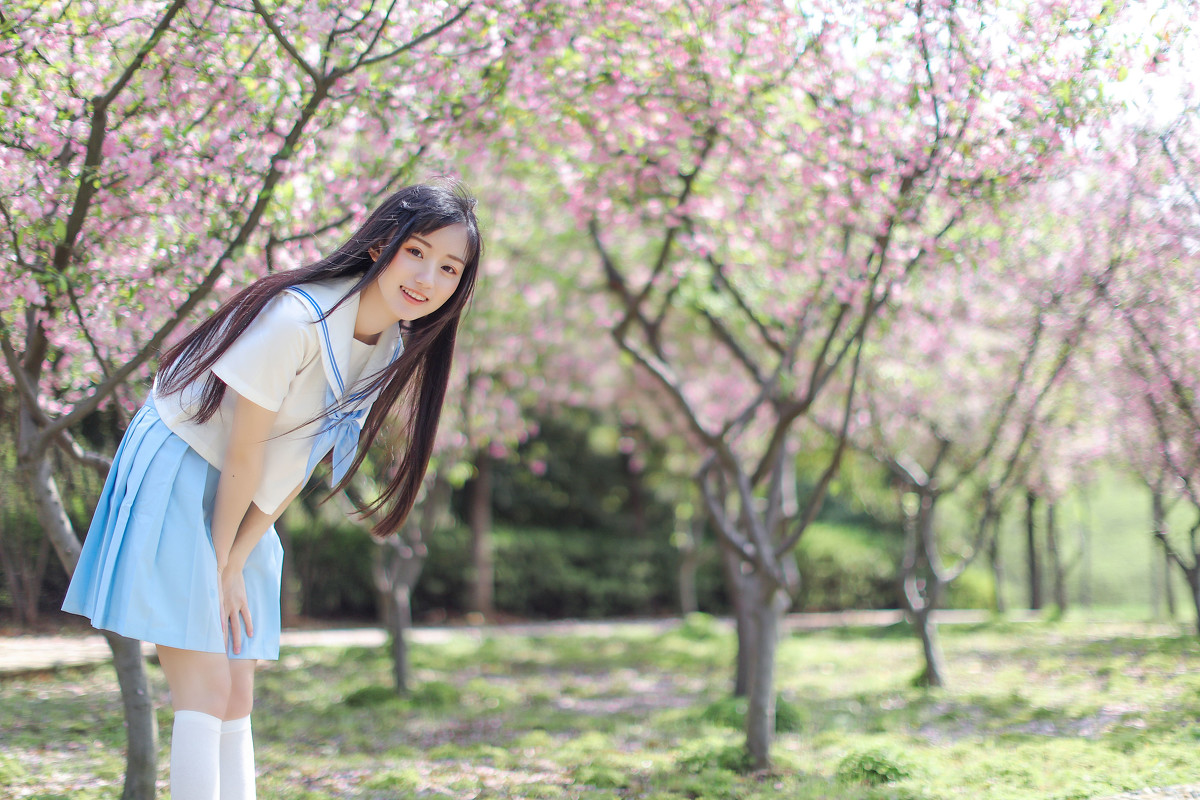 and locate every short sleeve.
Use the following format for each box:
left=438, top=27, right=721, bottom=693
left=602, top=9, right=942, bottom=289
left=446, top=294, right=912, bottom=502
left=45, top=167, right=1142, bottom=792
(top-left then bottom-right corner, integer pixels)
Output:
left=210, top=293, right=317, bottom=412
